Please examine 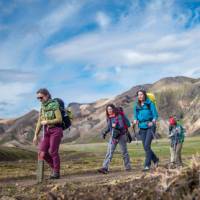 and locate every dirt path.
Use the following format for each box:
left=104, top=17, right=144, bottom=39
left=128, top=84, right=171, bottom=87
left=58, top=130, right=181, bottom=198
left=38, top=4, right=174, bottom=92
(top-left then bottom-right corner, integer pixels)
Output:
left=1, top=163, right=196, bottom=200
left=0, top=166, right=144, bottom=187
